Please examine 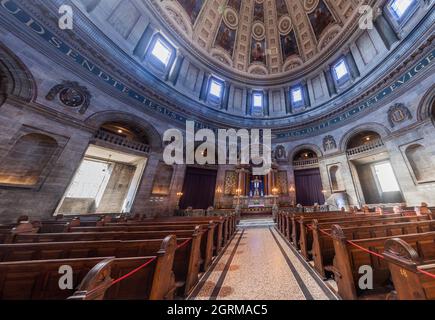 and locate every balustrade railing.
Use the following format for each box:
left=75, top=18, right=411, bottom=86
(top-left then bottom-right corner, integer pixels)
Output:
left=94, top=130, right=150, bottom=153
left=346, top=139, right=384, bottom=156
left=293, top=158, right=319, bottom=167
